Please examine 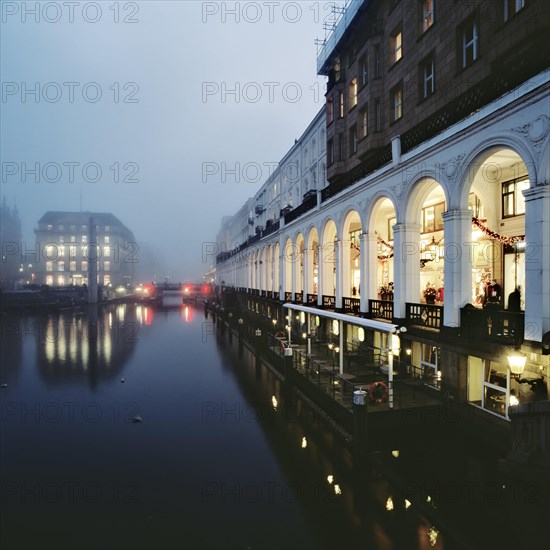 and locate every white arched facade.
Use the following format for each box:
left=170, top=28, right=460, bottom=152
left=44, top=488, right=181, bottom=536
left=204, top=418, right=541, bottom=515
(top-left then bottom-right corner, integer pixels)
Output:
left=217, top=83, right=549, bottom=343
